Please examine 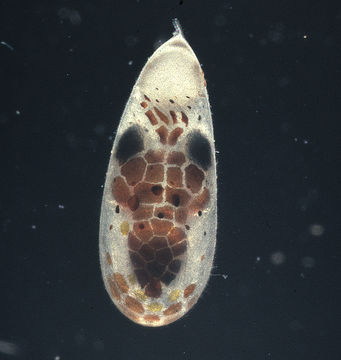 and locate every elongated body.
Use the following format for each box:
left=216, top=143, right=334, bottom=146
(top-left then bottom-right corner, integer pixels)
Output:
left=99, top=21, right=217, bottom=327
